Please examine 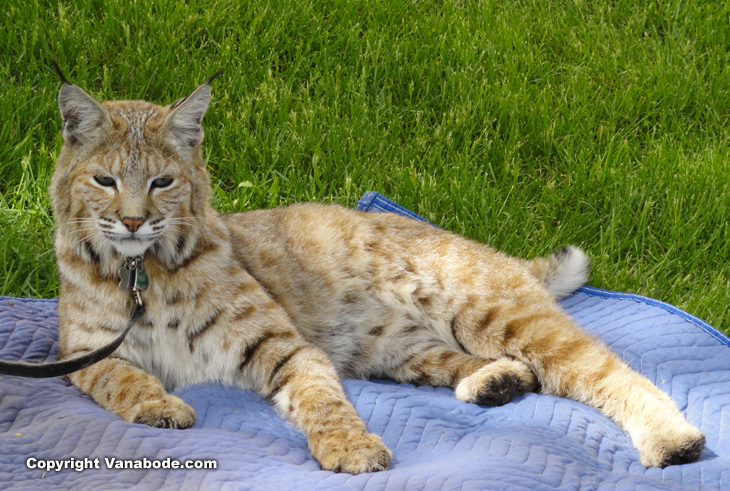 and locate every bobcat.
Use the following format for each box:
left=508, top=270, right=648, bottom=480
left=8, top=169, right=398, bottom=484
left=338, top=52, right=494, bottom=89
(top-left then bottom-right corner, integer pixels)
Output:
left=51, top=73, right=705, bottom=473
